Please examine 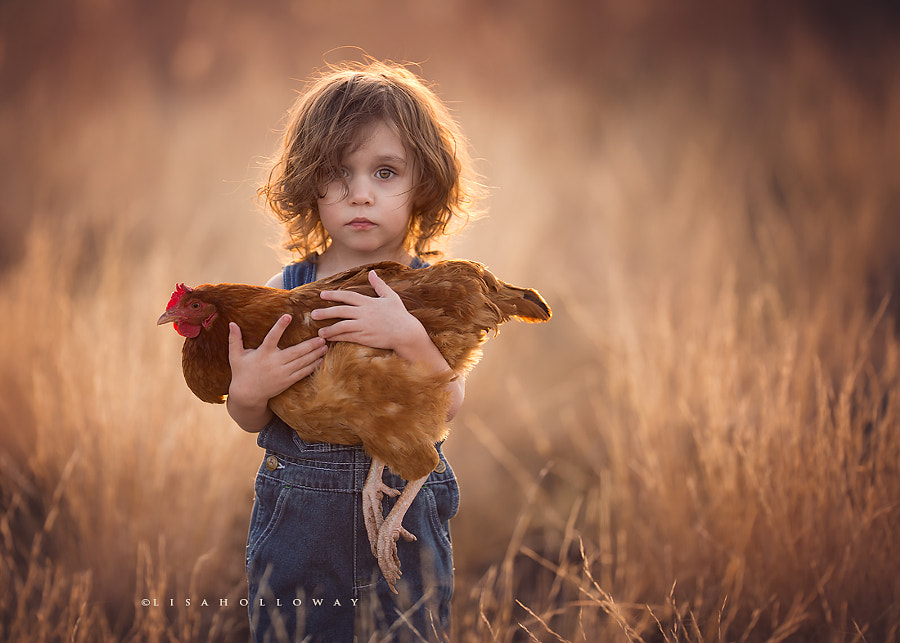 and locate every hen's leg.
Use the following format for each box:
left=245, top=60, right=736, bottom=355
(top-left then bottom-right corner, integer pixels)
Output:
left=362, top=458, right=414, bottom=556
left=377, top=474, right=428, bottom=594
